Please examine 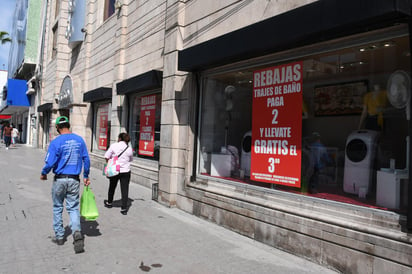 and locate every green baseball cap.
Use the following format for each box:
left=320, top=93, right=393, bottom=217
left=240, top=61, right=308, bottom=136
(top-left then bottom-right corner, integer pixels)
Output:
left=56, top=116, right=69, bottom=125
